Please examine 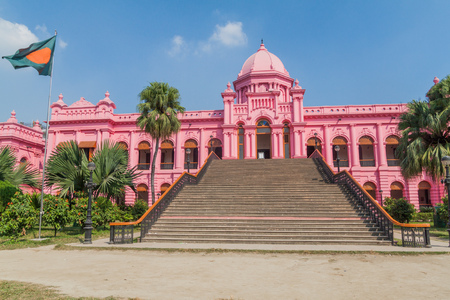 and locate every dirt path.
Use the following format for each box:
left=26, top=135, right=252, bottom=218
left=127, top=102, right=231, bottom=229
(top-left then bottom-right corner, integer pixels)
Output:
left=1, top=245, right=449, bottom=300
